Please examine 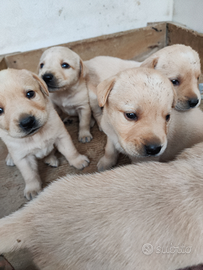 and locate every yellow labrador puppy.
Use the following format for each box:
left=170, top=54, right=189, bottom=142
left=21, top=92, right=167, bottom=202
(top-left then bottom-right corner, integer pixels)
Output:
left=79, top=44, right=200, bottom=131
left=97, top=67, right=203, bottom=171
left=86, top=45, right=200, bottom=129
left=38, top=46, right=93, bottom=143
left=0, top=142, right=203, bottom=270
left=85, top=56, right=140, bottom=129
left=38, top=46, right=140, bottom=132
left=0, top=69, right=89, bottom=200
left=140, top=44, right=201, bottom=111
